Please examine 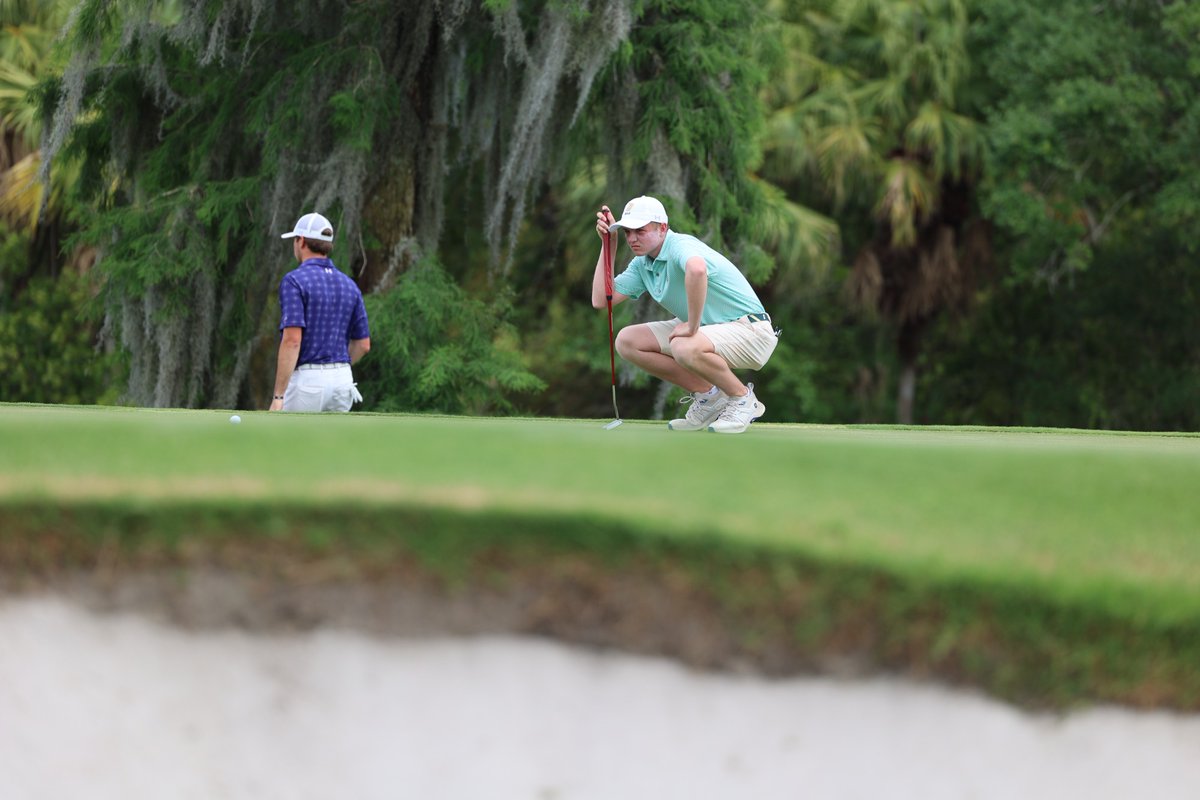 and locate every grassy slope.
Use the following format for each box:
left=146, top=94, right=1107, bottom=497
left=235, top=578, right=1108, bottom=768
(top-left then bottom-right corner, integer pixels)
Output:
left=2, top=404, right=1199, bottom=706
